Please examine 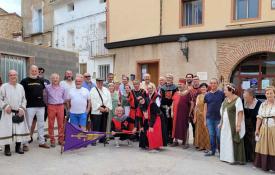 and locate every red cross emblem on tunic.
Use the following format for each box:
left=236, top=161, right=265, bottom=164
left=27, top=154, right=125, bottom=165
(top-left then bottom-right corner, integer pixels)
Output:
left=165, top=91, right=172, bottom=99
